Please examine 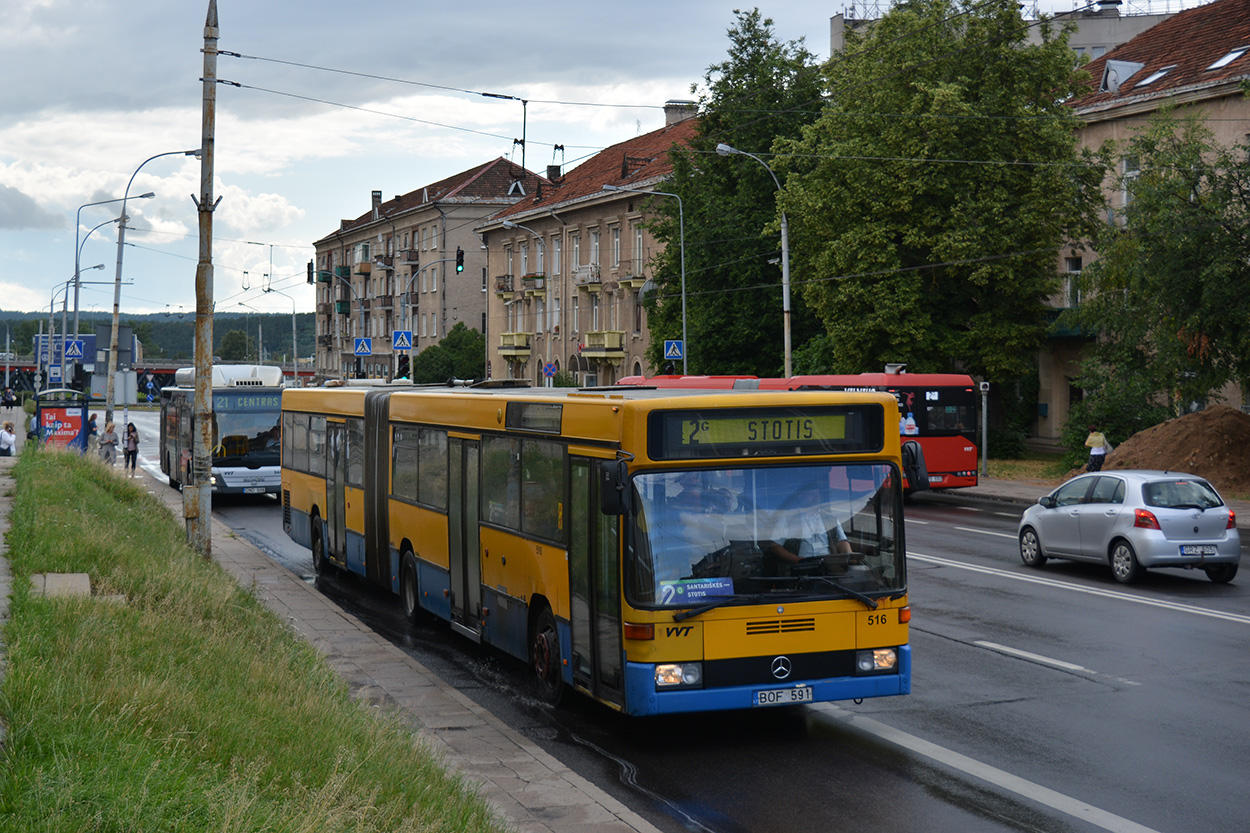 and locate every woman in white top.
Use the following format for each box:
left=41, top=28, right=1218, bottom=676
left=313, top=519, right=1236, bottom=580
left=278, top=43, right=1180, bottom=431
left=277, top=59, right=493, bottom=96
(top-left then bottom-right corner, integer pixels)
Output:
left=0, top=421, right=16, bottom=457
